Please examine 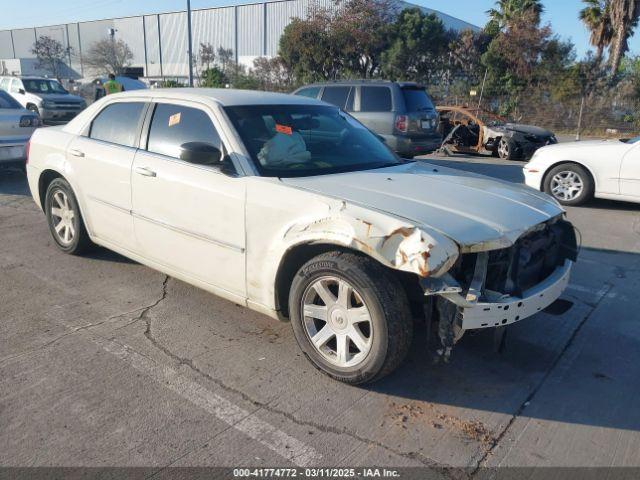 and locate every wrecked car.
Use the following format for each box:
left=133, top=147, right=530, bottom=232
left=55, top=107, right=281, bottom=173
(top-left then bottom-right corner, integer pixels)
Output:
left=437, top=105, right=558, bottom=160
left=25, top=89, right=578, bottom=385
